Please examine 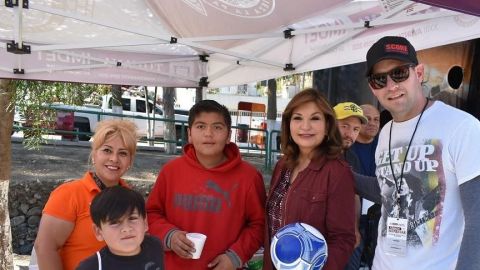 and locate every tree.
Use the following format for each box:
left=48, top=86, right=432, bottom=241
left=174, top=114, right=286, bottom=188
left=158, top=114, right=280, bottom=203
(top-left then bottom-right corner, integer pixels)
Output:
left=111, top=85, right=123, bottom=115
left=12, top=80, right=108, bottom=148
left=267, top=79, right=277, bottom=121
left=195, top=87, right=203, bottom=104
left=266, top=79, right=279, bottom=152
left=0, top=78, right=15, bottom=269
left=0, top=79, right=107, bottom=266
left=163, top=87, right=176, bottom=154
